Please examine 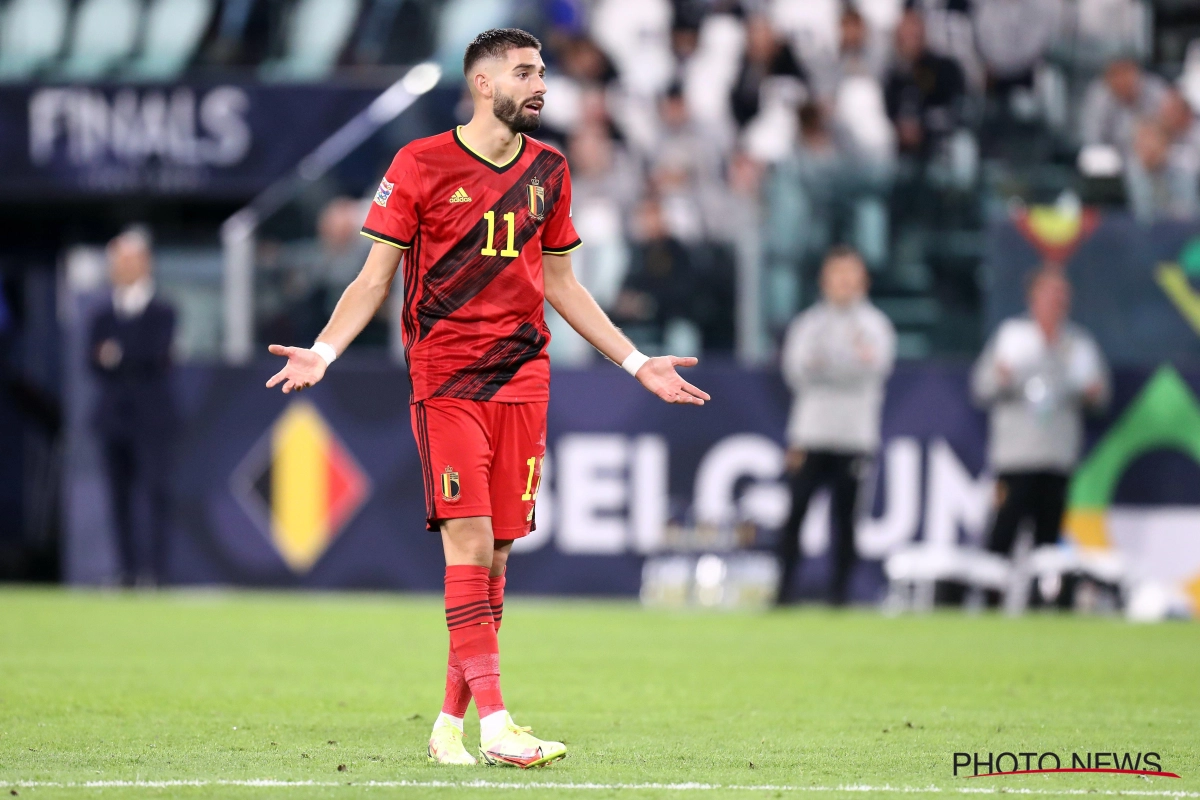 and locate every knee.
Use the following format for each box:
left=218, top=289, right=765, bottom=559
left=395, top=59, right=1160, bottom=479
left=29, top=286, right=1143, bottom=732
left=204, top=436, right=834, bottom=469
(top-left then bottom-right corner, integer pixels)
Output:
left=441, top=517, right=494, bottom=567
